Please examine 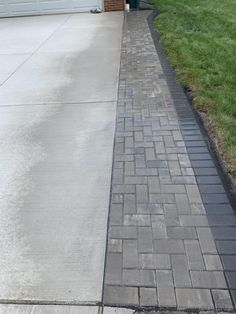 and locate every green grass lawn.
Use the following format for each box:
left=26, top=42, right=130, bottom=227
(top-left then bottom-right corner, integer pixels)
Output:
left=151, top=0, right=236, bottom=177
